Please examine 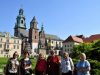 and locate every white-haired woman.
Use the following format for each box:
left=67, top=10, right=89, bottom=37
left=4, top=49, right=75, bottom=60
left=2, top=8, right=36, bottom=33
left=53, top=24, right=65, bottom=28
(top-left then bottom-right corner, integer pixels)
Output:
left=76, top=53, right=91, bottom=75
left=61, top=52, right=74, bottom=75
